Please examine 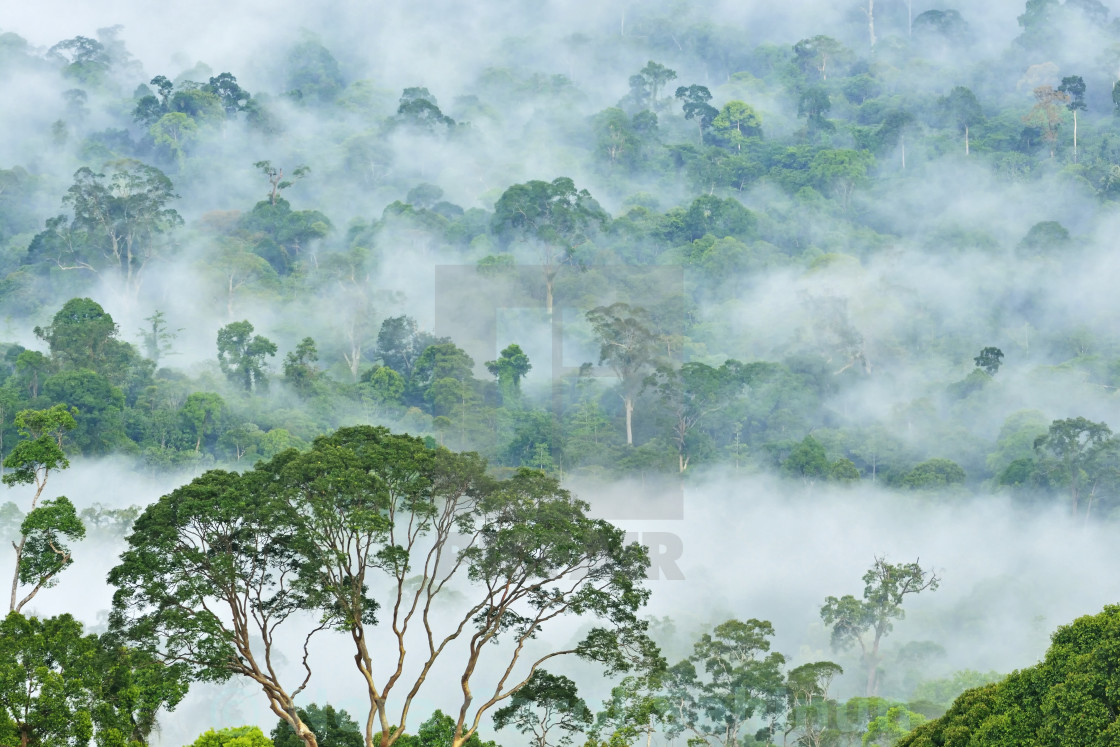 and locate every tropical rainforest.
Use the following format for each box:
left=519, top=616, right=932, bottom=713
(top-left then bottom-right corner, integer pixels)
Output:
left=2, top=0, right=1120, bottom=744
